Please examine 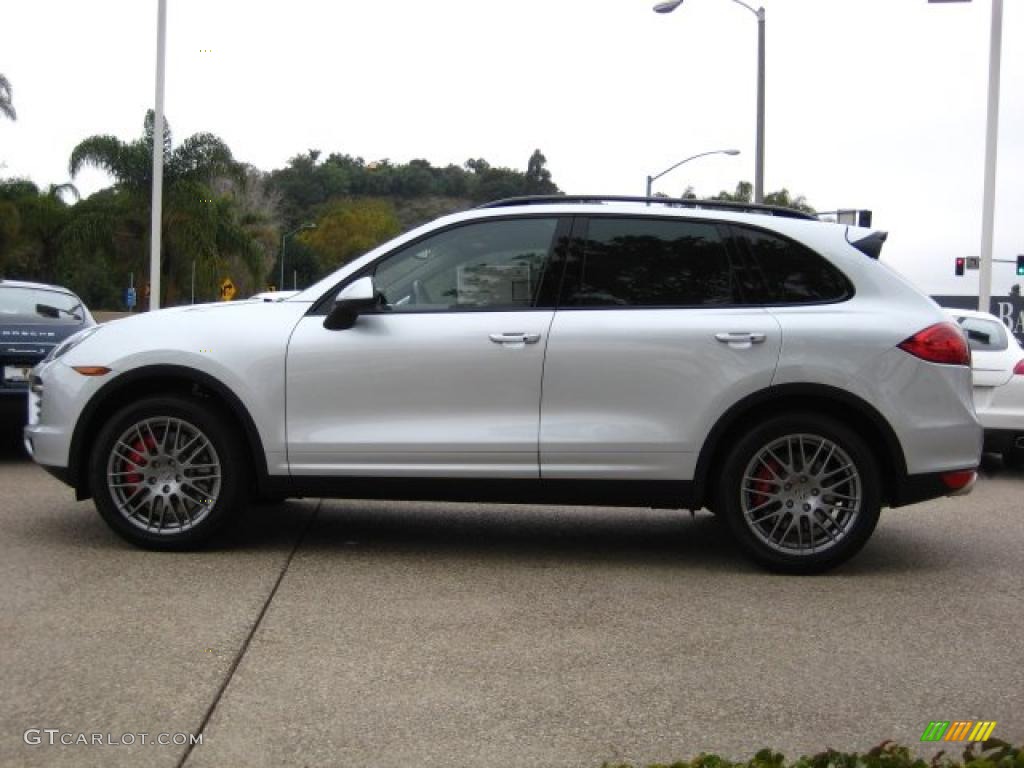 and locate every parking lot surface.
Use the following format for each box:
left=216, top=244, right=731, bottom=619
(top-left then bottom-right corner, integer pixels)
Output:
left=1, top=425, right=1021, bottom=768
